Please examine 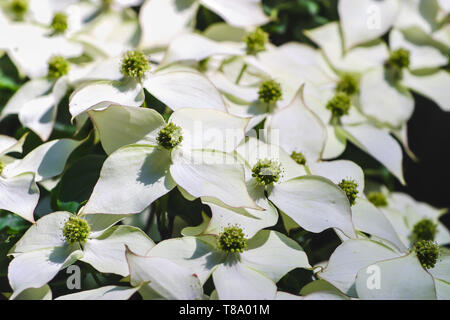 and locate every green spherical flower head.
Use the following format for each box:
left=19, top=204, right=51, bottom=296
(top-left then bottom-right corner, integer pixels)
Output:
left=252, top=159, right=282, bottom=186
left=415, top=240, right=439, bottom=269
left=368, top=192, right=388, bottom=207
left=388, top=48, right=410, bottom=70
left=47, top=56, right=70, bottom=79
left=10, top=0, right=28, bottom=17
left=120, top=50, right=150, bottom=81
left=326, top=92, right=351, bottom=118
left=338, top=179, right=358, bottom=206
left=412, top=219, right=438, bottom=242
left=291, top=151, right=306, bottom=165
left=258, top=80, right=282, bottom=104
left=244, top=28, right=268, bottom=55
left=217, top=226, right=247, bottom=253
left=157, top=123, right=183, bottom=150
left=50, top=12, right=68, bottom=34
left=336, top=74, right=358, bottom=96
left=63, top=216, right=90, bottom=244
